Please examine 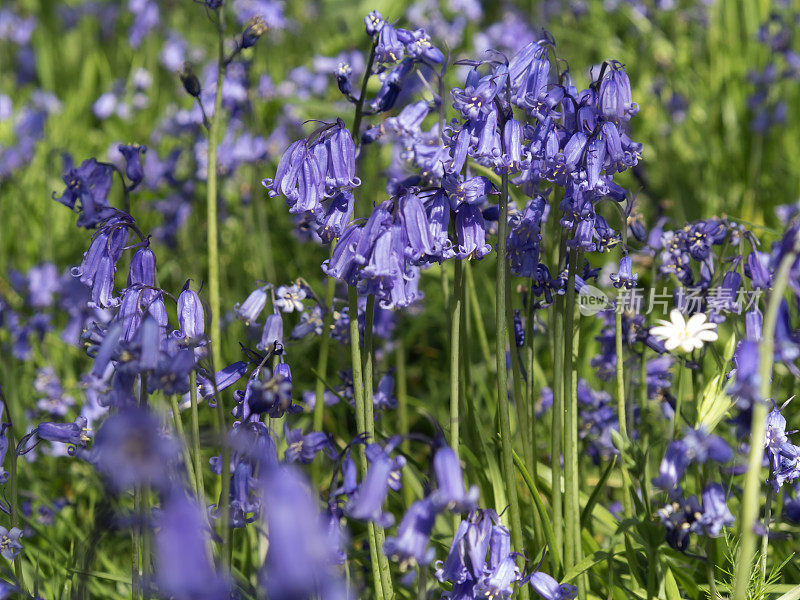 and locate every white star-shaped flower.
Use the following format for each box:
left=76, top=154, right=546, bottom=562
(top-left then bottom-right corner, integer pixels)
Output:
left=650, top=309, right=718, bottom=353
